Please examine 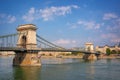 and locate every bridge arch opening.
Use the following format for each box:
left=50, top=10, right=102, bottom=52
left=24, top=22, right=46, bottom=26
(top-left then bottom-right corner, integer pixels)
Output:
left=21, top=35, right=26, bottom=48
